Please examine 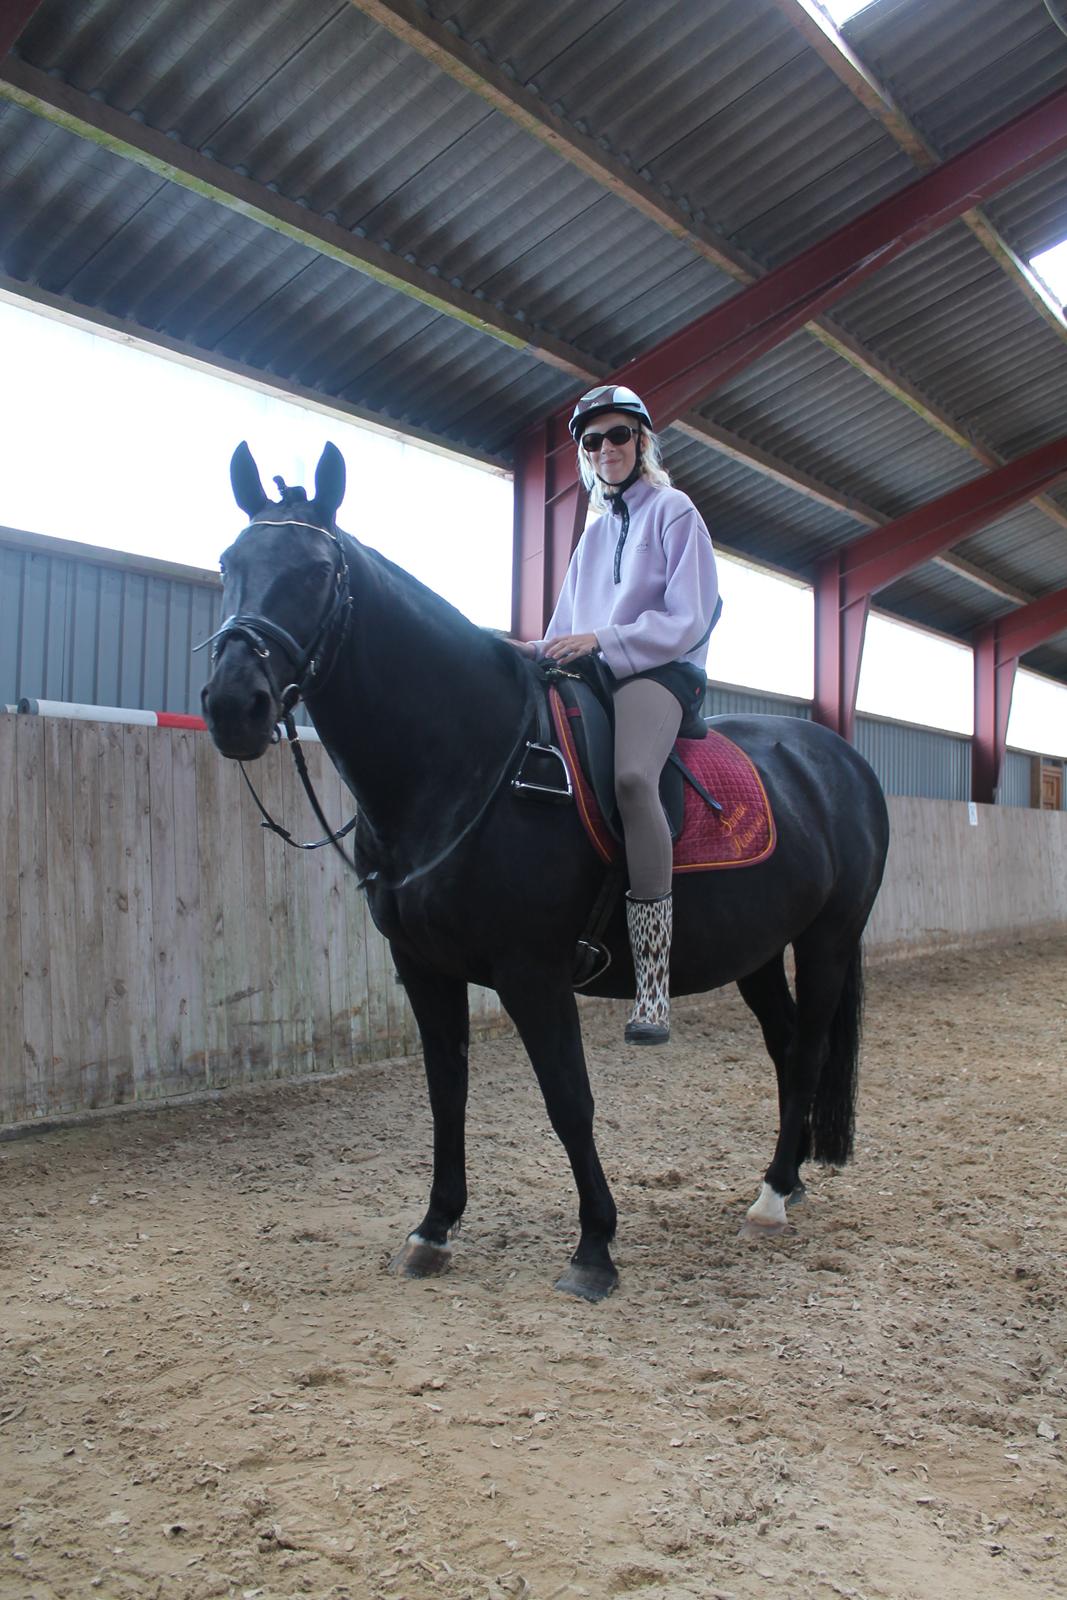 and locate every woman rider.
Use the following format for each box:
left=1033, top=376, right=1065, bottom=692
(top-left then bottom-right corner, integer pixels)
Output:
left=518, top=385, right=721, bottom=1045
